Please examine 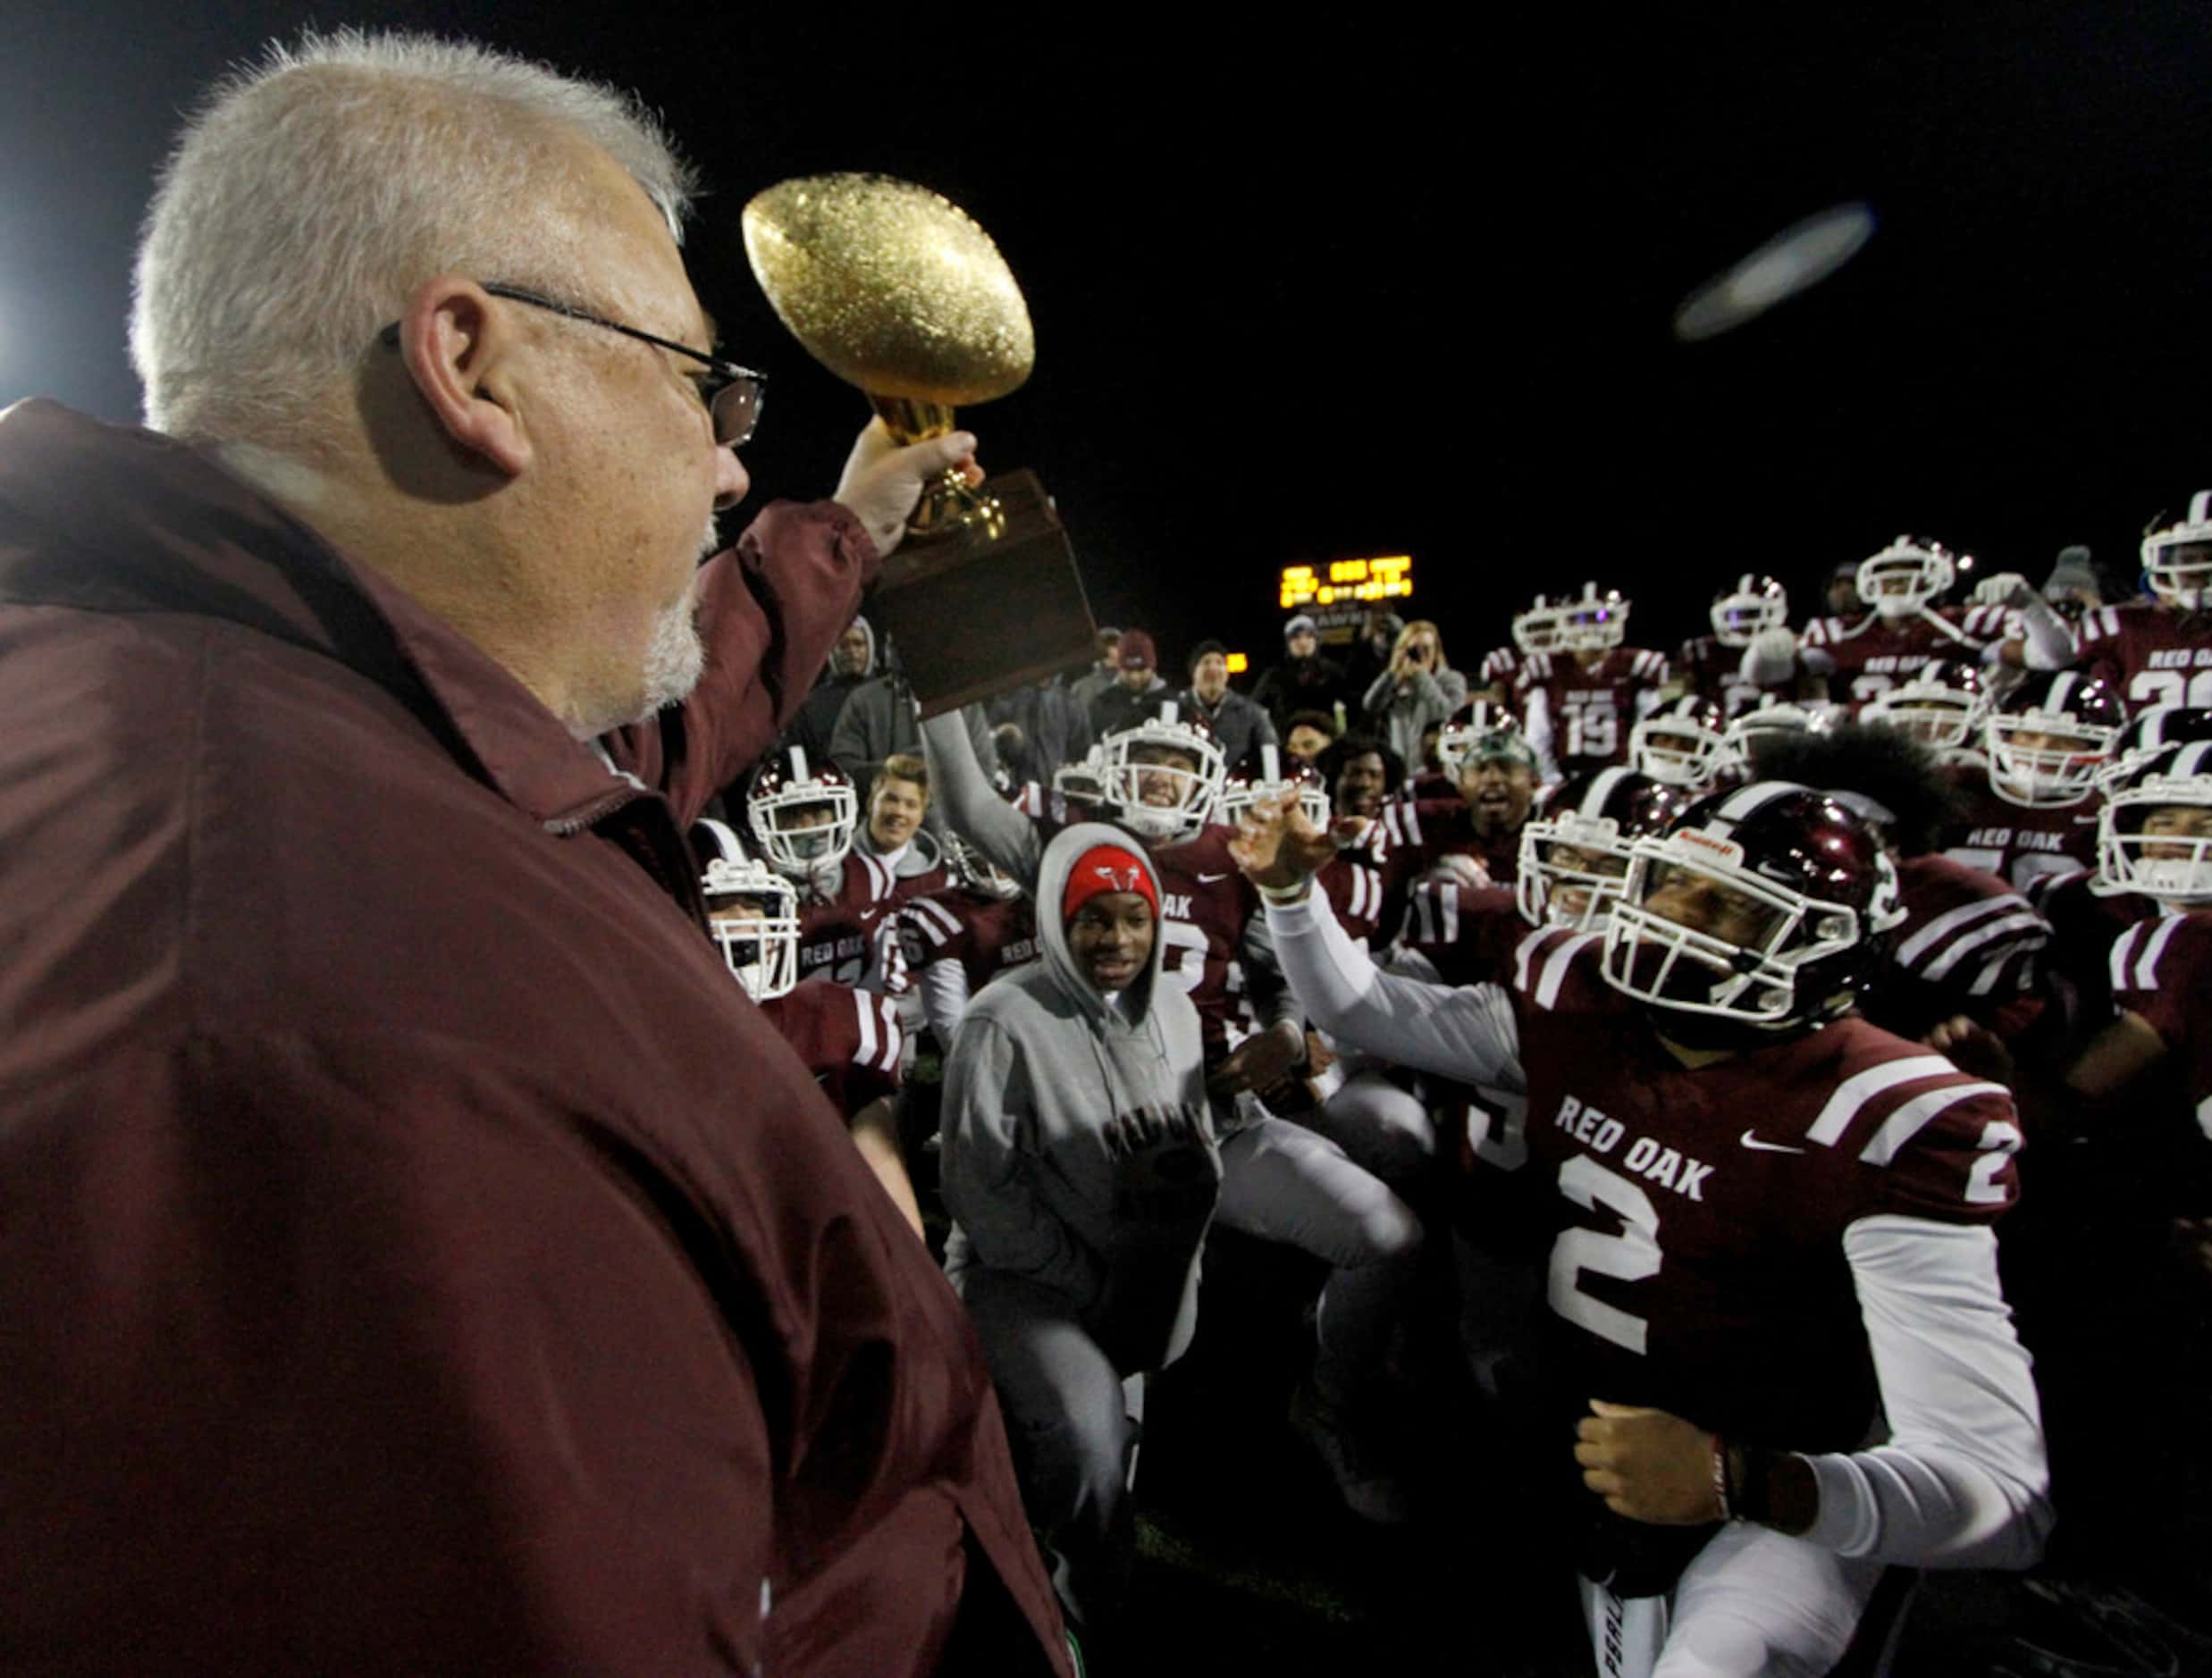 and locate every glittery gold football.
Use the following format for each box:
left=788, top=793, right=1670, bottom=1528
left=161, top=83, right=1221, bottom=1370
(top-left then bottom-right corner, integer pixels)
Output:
left=741, top=172, right=1035, bottom=407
